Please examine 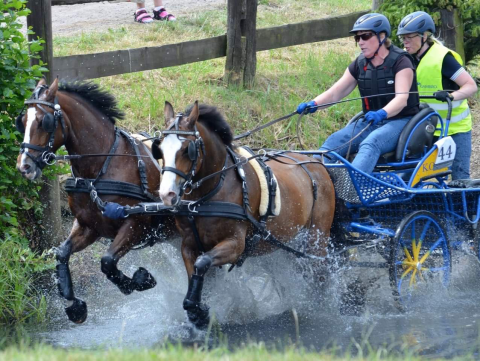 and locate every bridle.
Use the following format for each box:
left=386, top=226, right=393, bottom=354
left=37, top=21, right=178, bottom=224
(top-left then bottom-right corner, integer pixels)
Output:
left=157, top=113, right=206, bottom=197
left=17, top=85, right=67, bottom=170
